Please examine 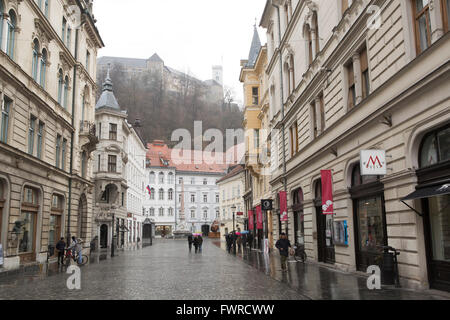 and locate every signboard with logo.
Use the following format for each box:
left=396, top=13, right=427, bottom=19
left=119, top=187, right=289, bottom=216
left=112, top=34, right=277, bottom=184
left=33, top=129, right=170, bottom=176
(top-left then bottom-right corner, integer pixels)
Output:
left=321, top=170, right=335, bottom=215
left=261, top=199, right=273, bottom=211
left=279, top=191, right=288, bottom=222
left=256, top=206, right=263, bottom=230
left=360, top=150, right=387, bottom=176
left=0, top=244, right=3, bottom=266
left=248, top=210, right=254, bottom=230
